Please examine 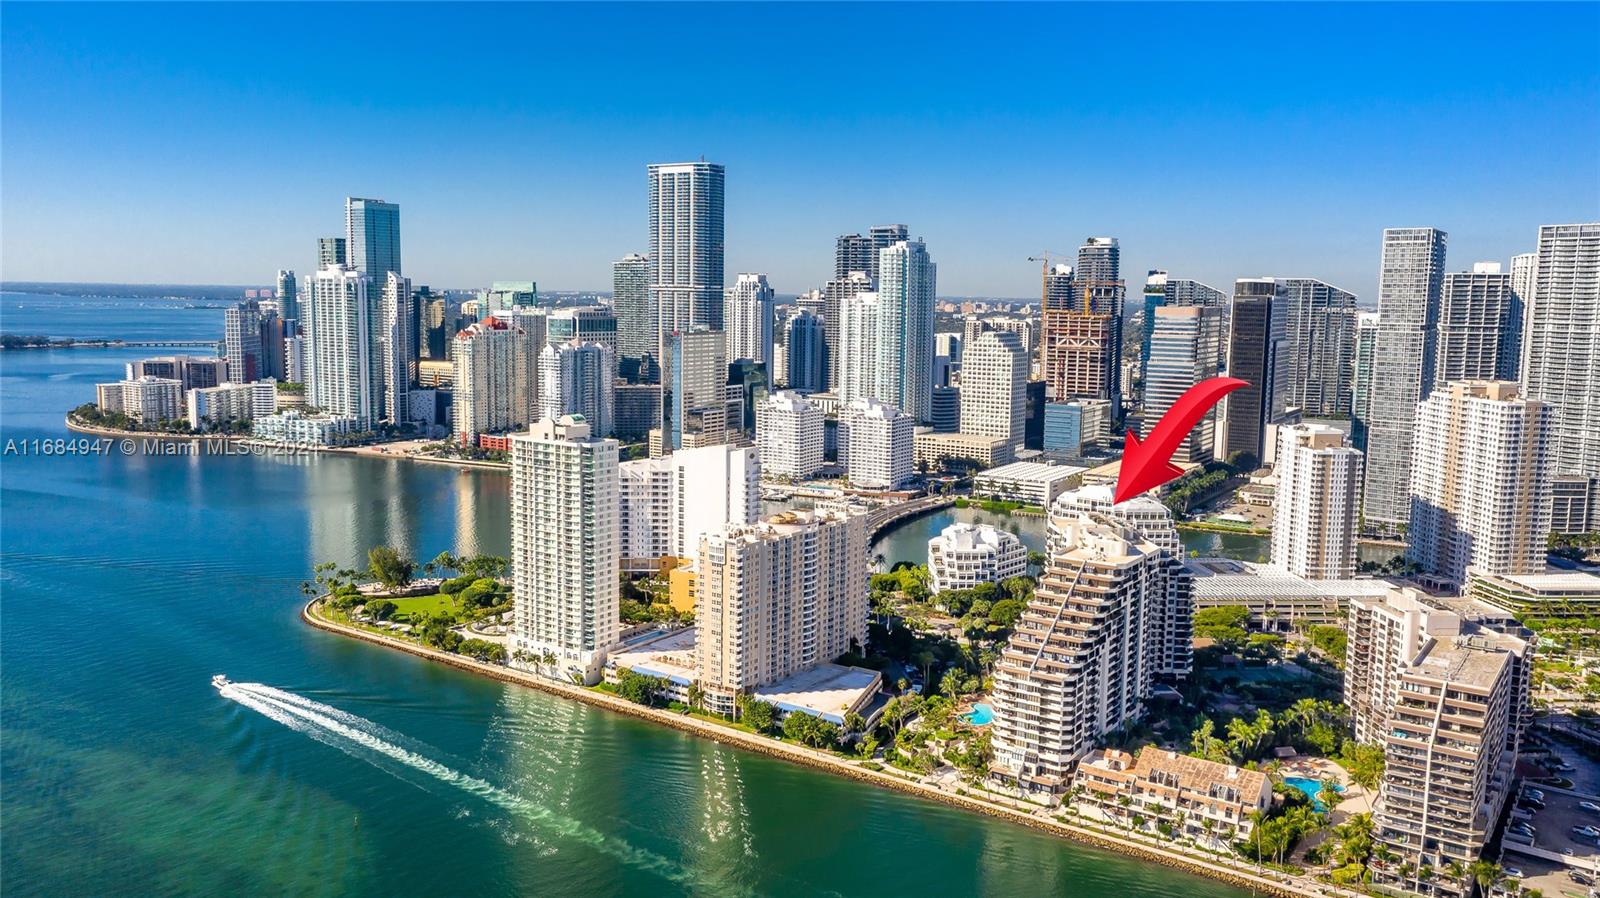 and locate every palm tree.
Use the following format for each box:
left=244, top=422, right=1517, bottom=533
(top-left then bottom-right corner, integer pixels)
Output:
left=686, top=683, right=705, bottom=713
left=540, top=650, right=558, bottom=677
left=1467, top=860, right=1504, bottom=896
